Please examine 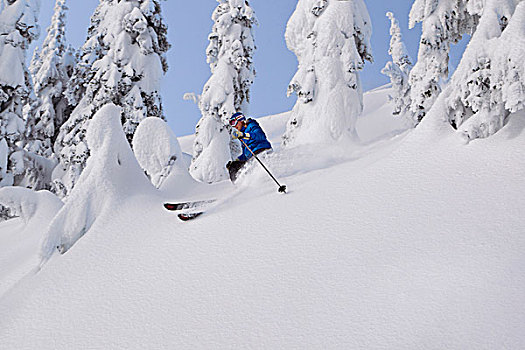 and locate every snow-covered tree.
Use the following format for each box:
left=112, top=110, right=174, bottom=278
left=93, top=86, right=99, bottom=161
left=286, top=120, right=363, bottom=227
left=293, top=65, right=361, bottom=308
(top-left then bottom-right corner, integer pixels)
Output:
left=53, top=0, right=170, bottom=197
left=498, top=2, right=525, bottom=116
left=17, top=0, right=76, bottom=191
left=25, top=0, right=74, bottom=158
left=408, top=0, right=481, bottom=123
left=381, top=11, right=413, bottom=122
left=190, top=0, right=257, bottom=183
left=445, top=0, right=524, bottom=140
left=0, top=0, right=40, bottom=188
left=283, top=0, right=373, bottom=147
